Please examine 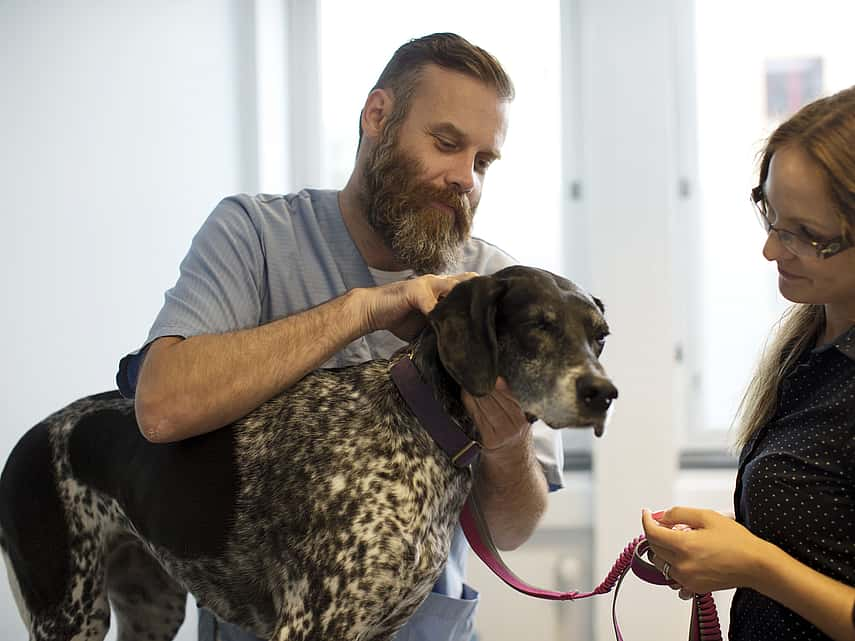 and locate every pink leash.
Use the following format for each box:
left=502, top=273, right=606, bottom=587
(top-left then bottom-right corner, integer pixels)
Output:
left=460, top=497, right=722, bottom=641
left=389, top=358, right=721, bottom=639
